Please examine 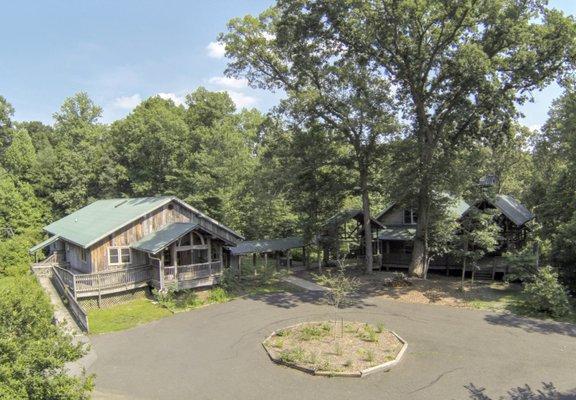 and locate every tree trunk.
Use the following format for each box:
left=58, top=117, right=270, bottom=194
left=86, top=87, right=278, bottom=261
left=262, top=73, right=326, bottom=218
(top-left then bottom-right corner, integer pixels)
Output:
left=360, top=169, right=374, bottom=274
left=409, top=100, right=434, bottom=278
left=461, top=258, right=467, bottom=290
left=409, top=186, right=430, bottom=277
